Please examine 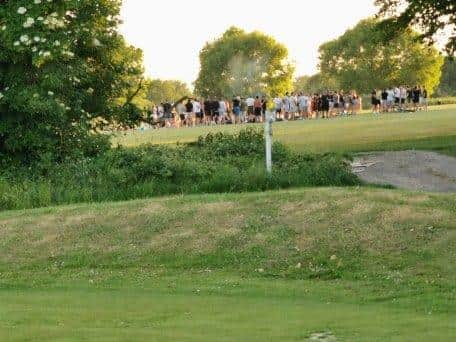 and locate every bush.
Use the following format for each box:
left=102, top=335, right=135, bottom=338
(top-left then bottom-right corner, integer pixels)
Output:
left=0, top=129, right=359, bottom=210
